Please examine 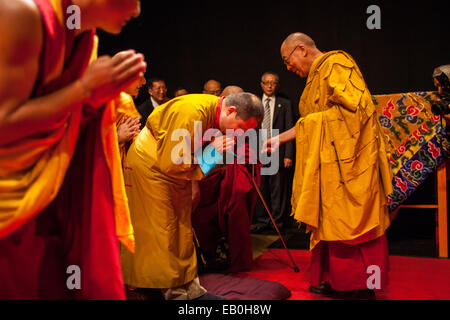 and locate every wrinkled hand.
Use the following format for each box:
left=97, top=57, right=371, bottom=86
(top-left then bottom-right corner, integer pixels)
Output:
left=261, top=136, right=280, bottom=154
left=284, top=158, right=293, bottom=168
left=117, top=116, right=140, bottom=143
left=211, top=133, right=235, bottom=153
left=80, top=50, right=147, bottom=108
